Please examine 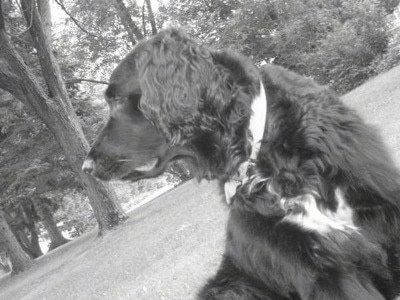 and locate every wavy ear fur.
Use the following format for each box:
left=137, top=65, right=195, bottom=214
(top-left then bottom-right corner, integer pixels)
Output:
left=135, top=28, right=259, bottom=146
left=136, top=28, right=223, bottom=143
